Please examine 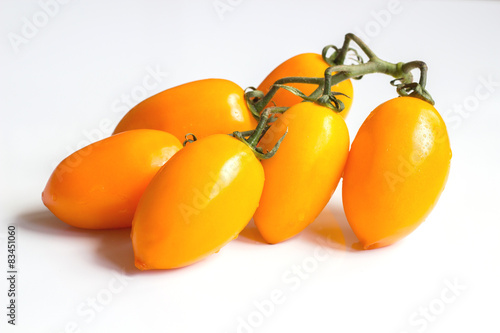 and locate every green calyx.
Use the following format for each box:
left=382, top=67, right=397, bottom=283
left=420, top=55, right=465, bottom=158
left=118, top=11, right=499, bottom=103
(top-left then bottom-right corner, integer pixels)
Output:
left=231, top=108, right=287, bottom=160
left=183, top=133, right=198, bottom=146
